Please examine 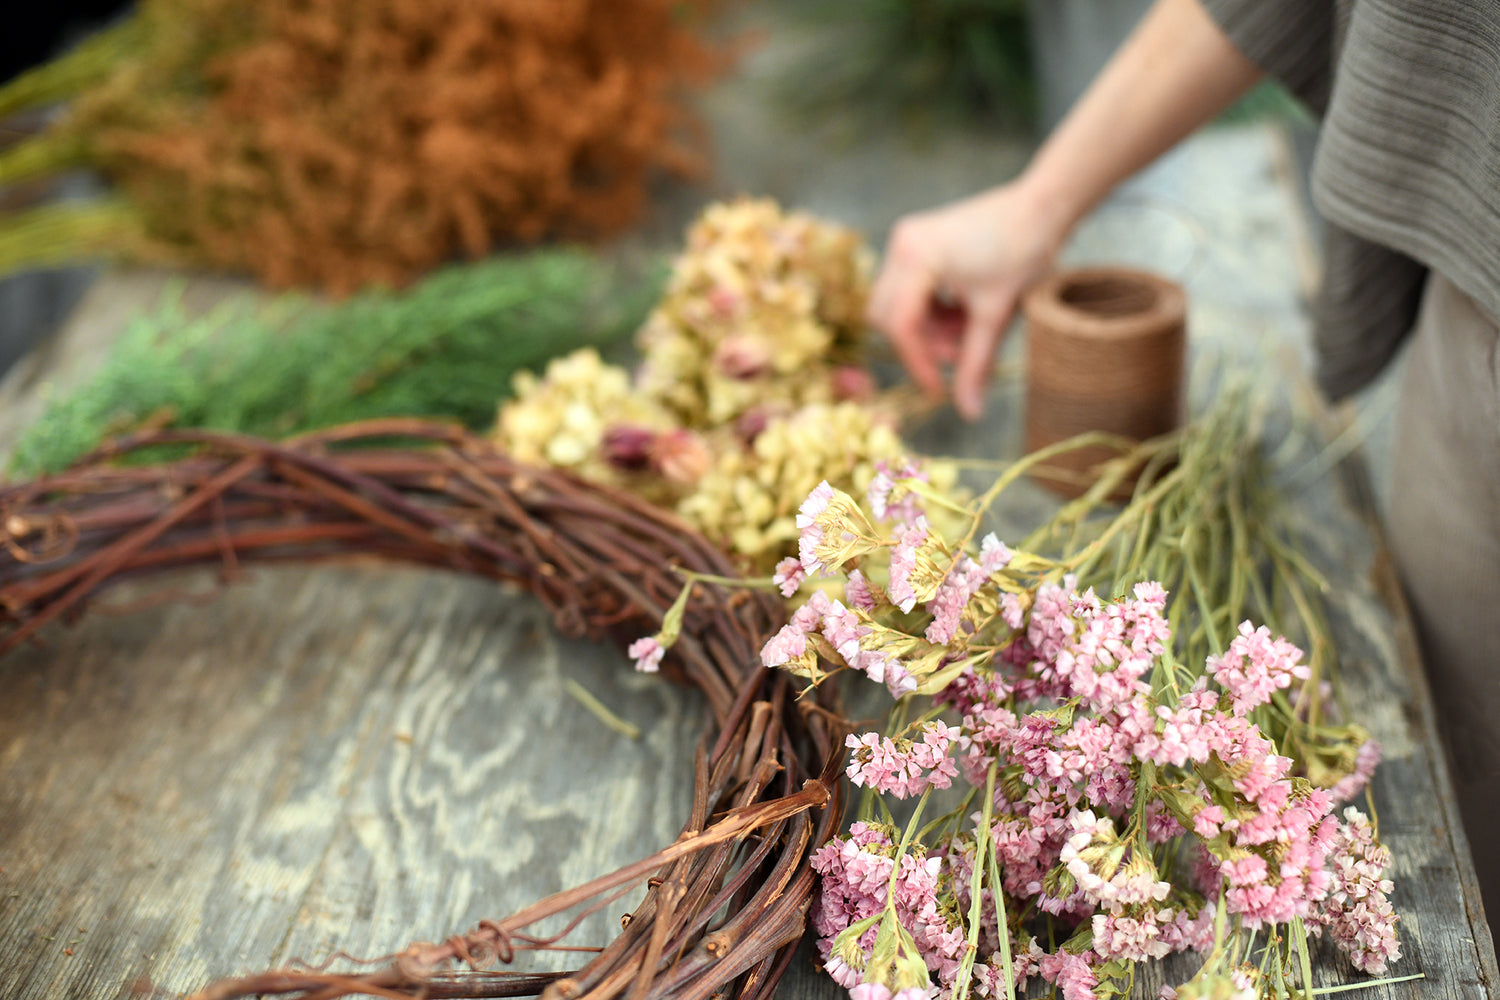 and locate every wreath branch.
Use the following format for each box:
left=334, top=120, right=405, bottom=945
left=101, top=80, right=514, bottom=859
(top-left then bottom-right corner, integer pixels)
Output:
left=0, top=420, right=847, bottom=1000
